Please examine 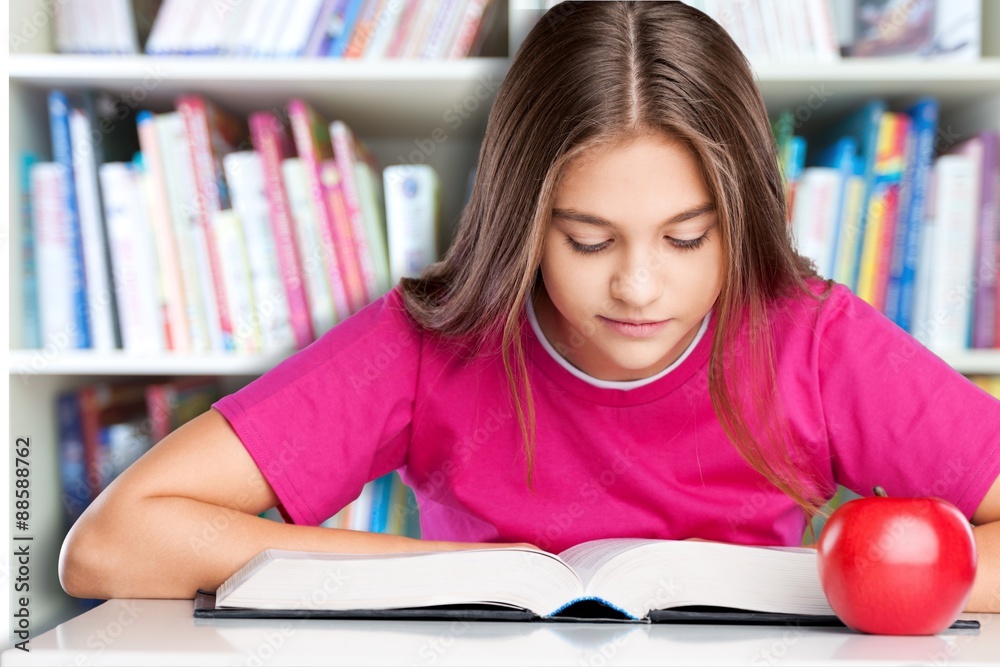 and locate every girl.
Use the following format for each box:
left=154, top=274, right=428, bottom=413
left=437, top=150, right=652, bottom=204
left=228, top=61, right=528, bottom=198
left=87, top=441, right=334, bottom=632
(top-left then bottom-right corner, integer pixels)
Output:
left=60, top=1, right=1000, bottom=611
